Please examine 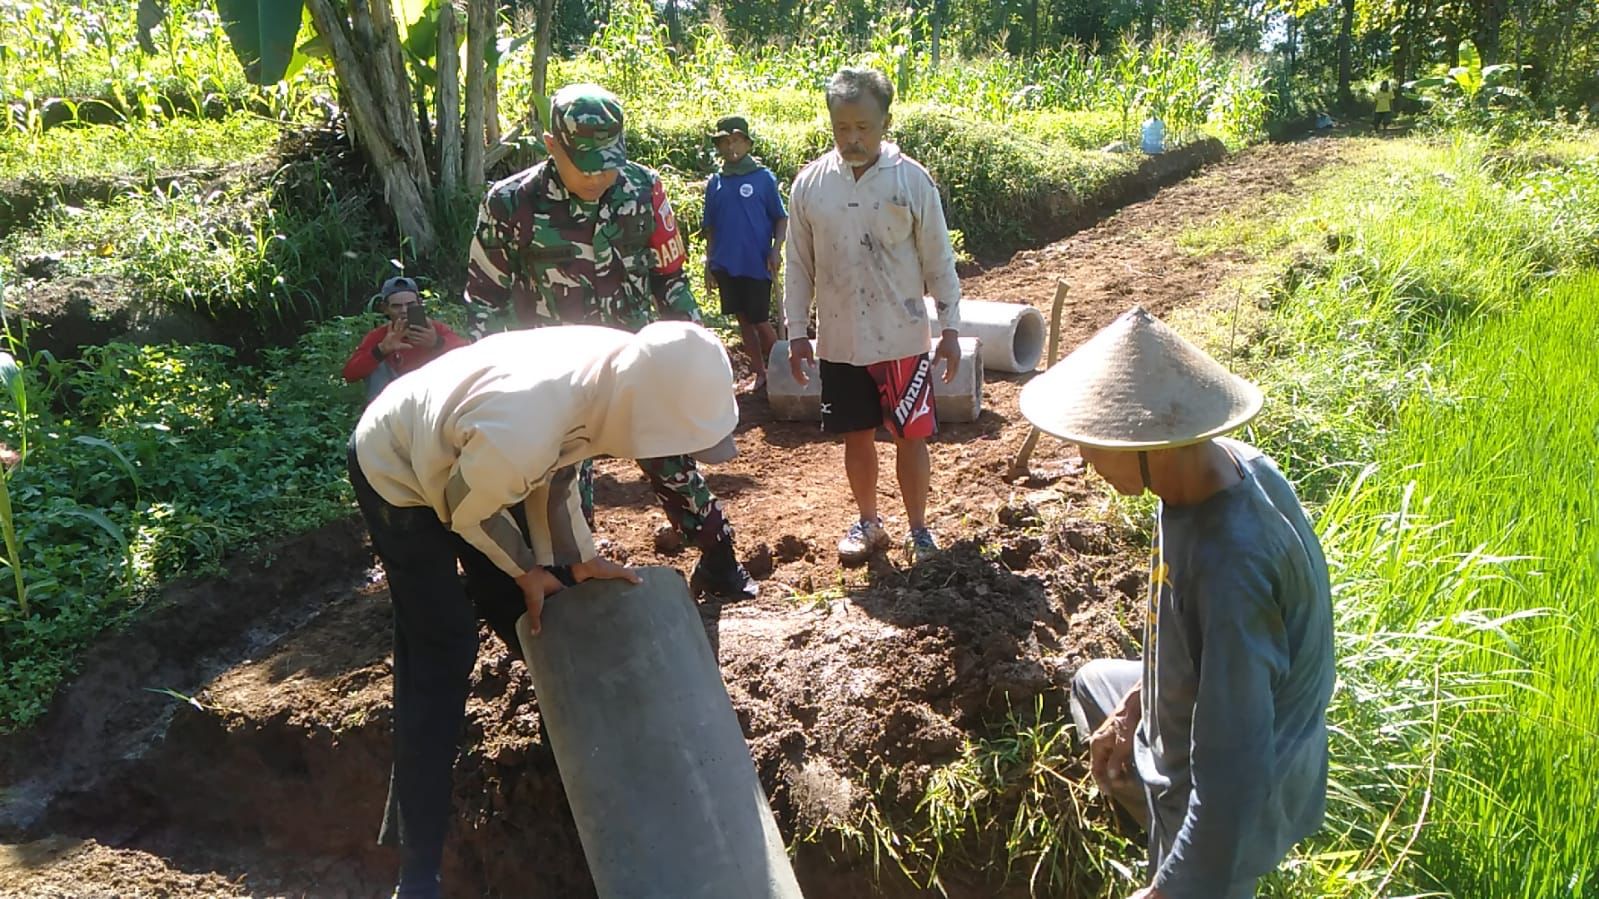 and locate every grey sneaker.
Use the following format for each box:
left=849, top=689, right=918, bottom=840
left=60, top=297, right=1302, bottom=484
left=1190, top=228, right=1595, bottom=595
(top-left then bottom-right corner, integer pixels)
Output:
left=837, top=518, right=890, bottom=565
left=906, top=527, right=940, bottom=564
